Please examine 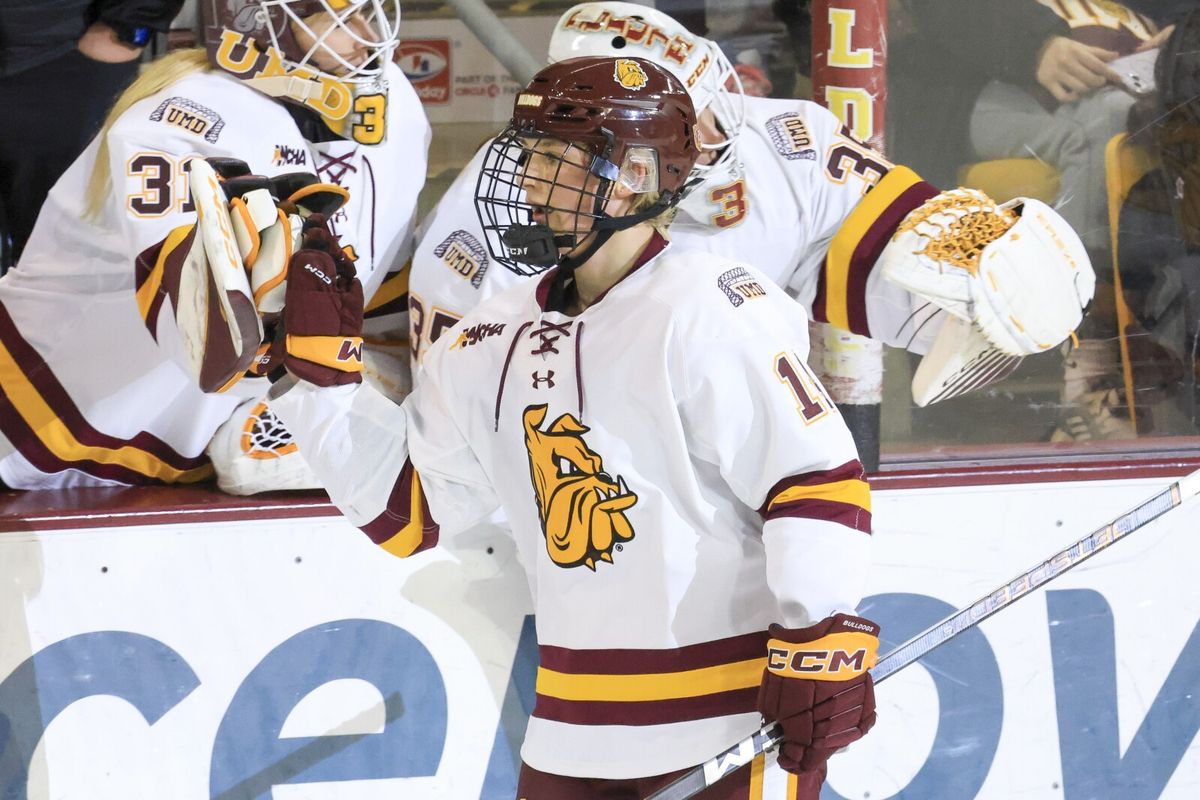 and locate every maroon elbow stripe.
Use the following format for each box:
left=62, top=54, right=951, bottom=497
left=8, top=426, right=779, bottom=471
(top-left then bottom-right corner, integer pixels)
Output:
left=764, top=497, right=871, bottom=533
left=813, top=178, right=939, bottom=336
left=360, top=458, right=440, bottom=555
left=759, top=460, right=871, bottom=533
